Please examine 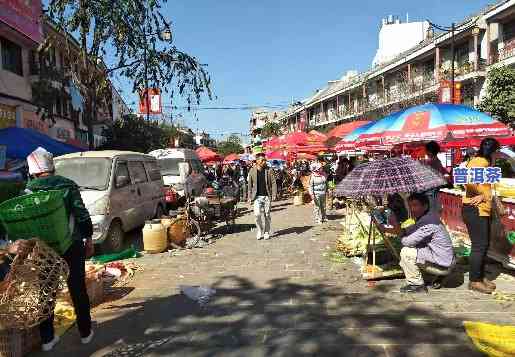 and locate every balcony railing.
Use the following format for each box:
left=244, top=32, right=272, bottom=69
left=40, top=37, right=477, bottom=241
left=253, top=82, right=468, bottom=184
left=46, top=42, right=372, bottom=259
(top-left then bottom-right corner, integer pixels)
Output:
left=439, top=60, right=487, bottom=80
left=489, top=40, right=515, bottom=64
